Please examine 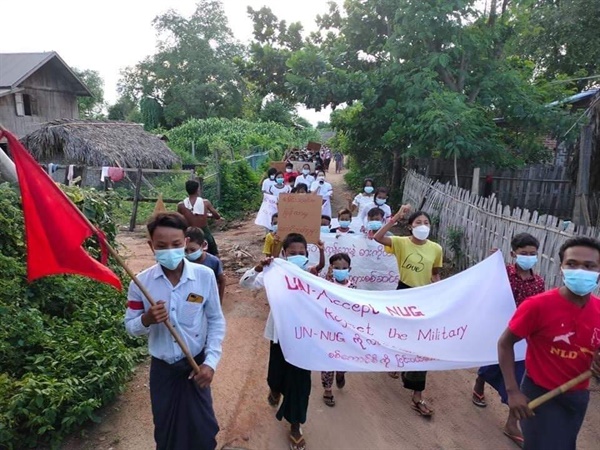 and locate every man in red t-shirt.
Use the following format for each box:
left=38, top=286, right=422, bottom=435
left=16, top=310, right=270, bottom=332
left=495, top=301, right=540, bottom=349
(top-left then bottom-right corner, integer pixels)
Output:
left=283, top=162, right=298, bottom=184
left=498, top=237, right=600, bottom=450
